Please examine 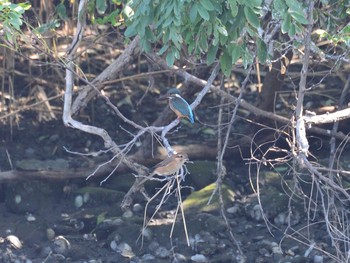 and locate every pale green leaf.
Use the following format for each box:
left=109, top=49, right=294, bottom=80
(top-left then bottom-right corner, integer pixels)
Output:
left=286, top=0, right=304, bottom=13
left=288, top=23, right=296, bottom=36
left=242, top=49, right=253, bottom=69
left=56, top=3, right=68, bottom=20
left=96, top=0, right=107, bottom=14
left=244, top=6, right=260, bottom=28
left=163, top=16, right=173, bottom=28
left=289, top=10, right=309, bottom=24
left=189, top=4, right=198, bottom=22
left=197, top=4, right=210, bottom=20
left=220, top=51, right=232, bottom=77
left=124, top=25, right=137, bottom=37
left=18, top=2, right=31, bottom=10
left=231, top=44, right=241, bottom=64
left=281, top=13, right=291, bottom=34
left=257, top=39, right=267, bottom=63
left=13, top=5, right=25, bottom=14
left=228, top=0, right=238, bottom=17
left=199, top=31, right=208, bottom=51
left=207, top=44, right=218, bottom=64
left=274, top=0, right=287, bottom=12
left=217, top=25, right=228, bottom=36
left=166, top=51, right=175, bottom=66
left=158, top=44, right=169, bottom=56
left=200, top=0, right=215, bottom=11
left=246, top=0, right=263, bottom=8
